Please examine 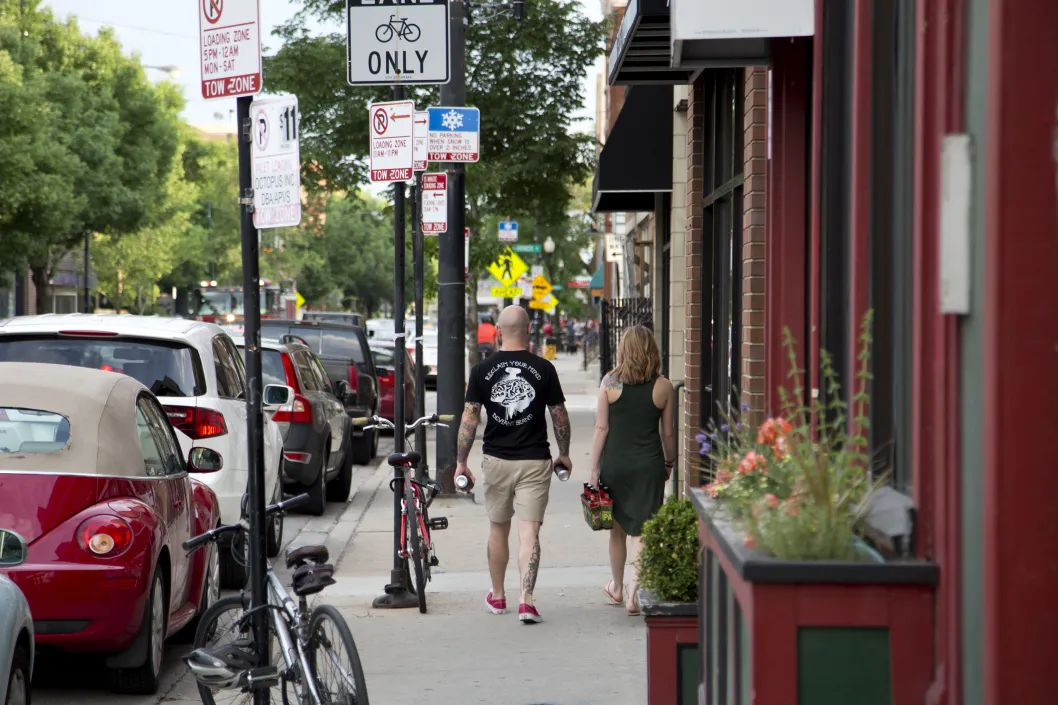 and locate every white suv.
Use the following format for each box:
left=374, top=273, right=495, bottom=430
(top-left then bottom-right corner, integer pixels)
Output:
left=0, top=314, right=285, bottom=588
